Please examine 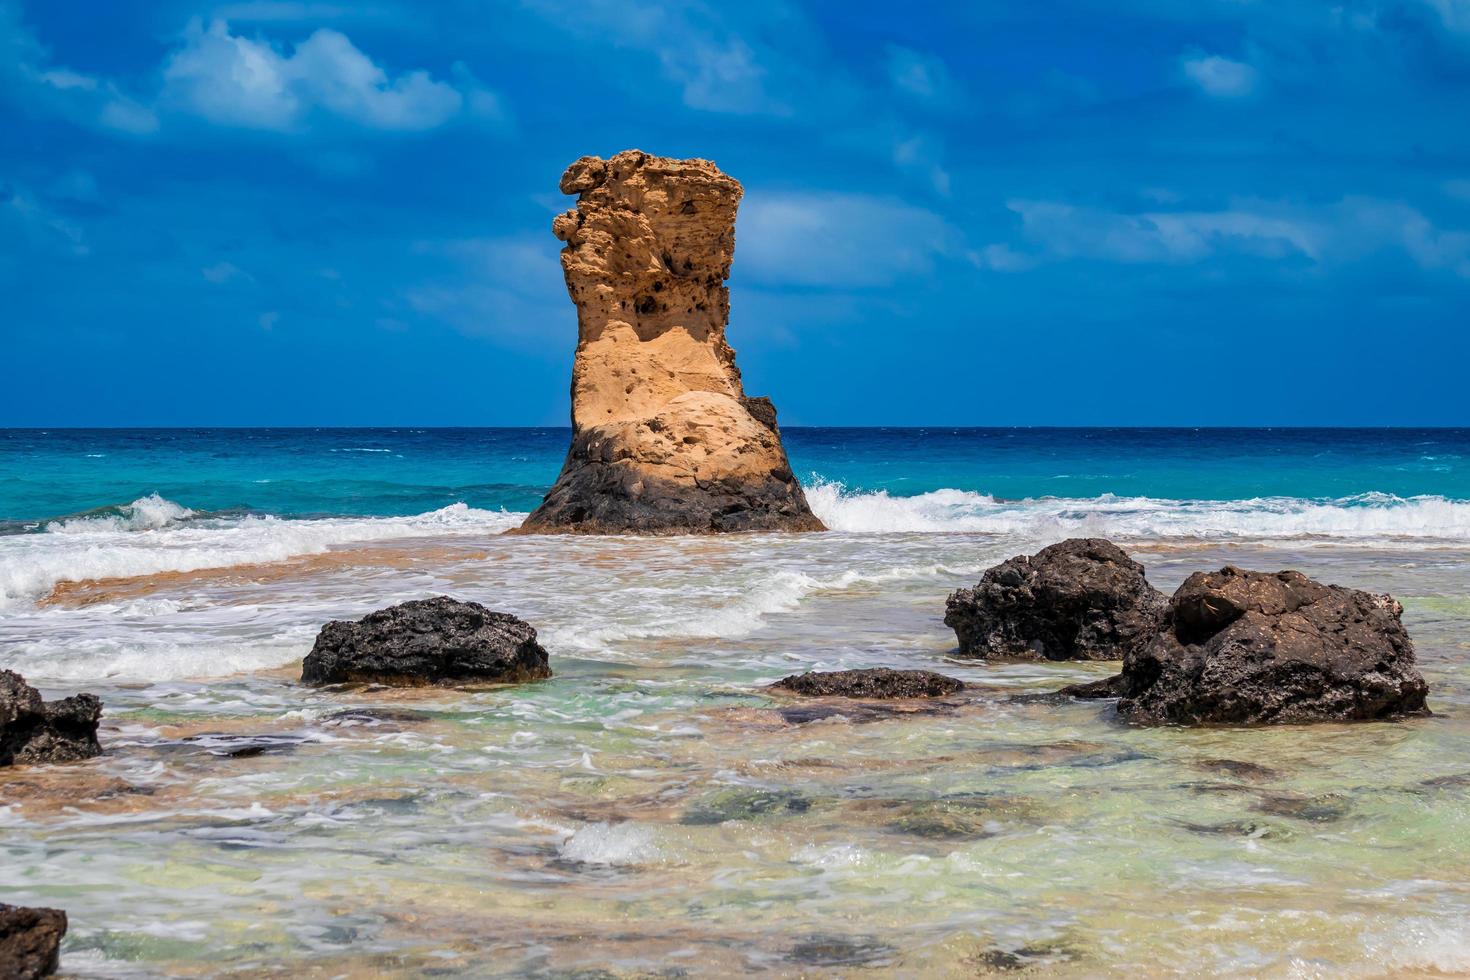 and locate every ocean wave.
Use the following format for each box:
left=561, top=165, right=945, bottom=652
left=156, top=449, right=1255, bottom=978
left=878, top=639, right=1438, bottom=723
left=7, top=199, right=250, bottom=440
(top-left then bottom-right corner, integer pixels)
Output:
left=546, top=561, right=982, bottom=652
left=0, top=497, right=523, bottom=609
left=44, top=493, right=197, bottom=533
left=805, top=479, right=1470, bottom=541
